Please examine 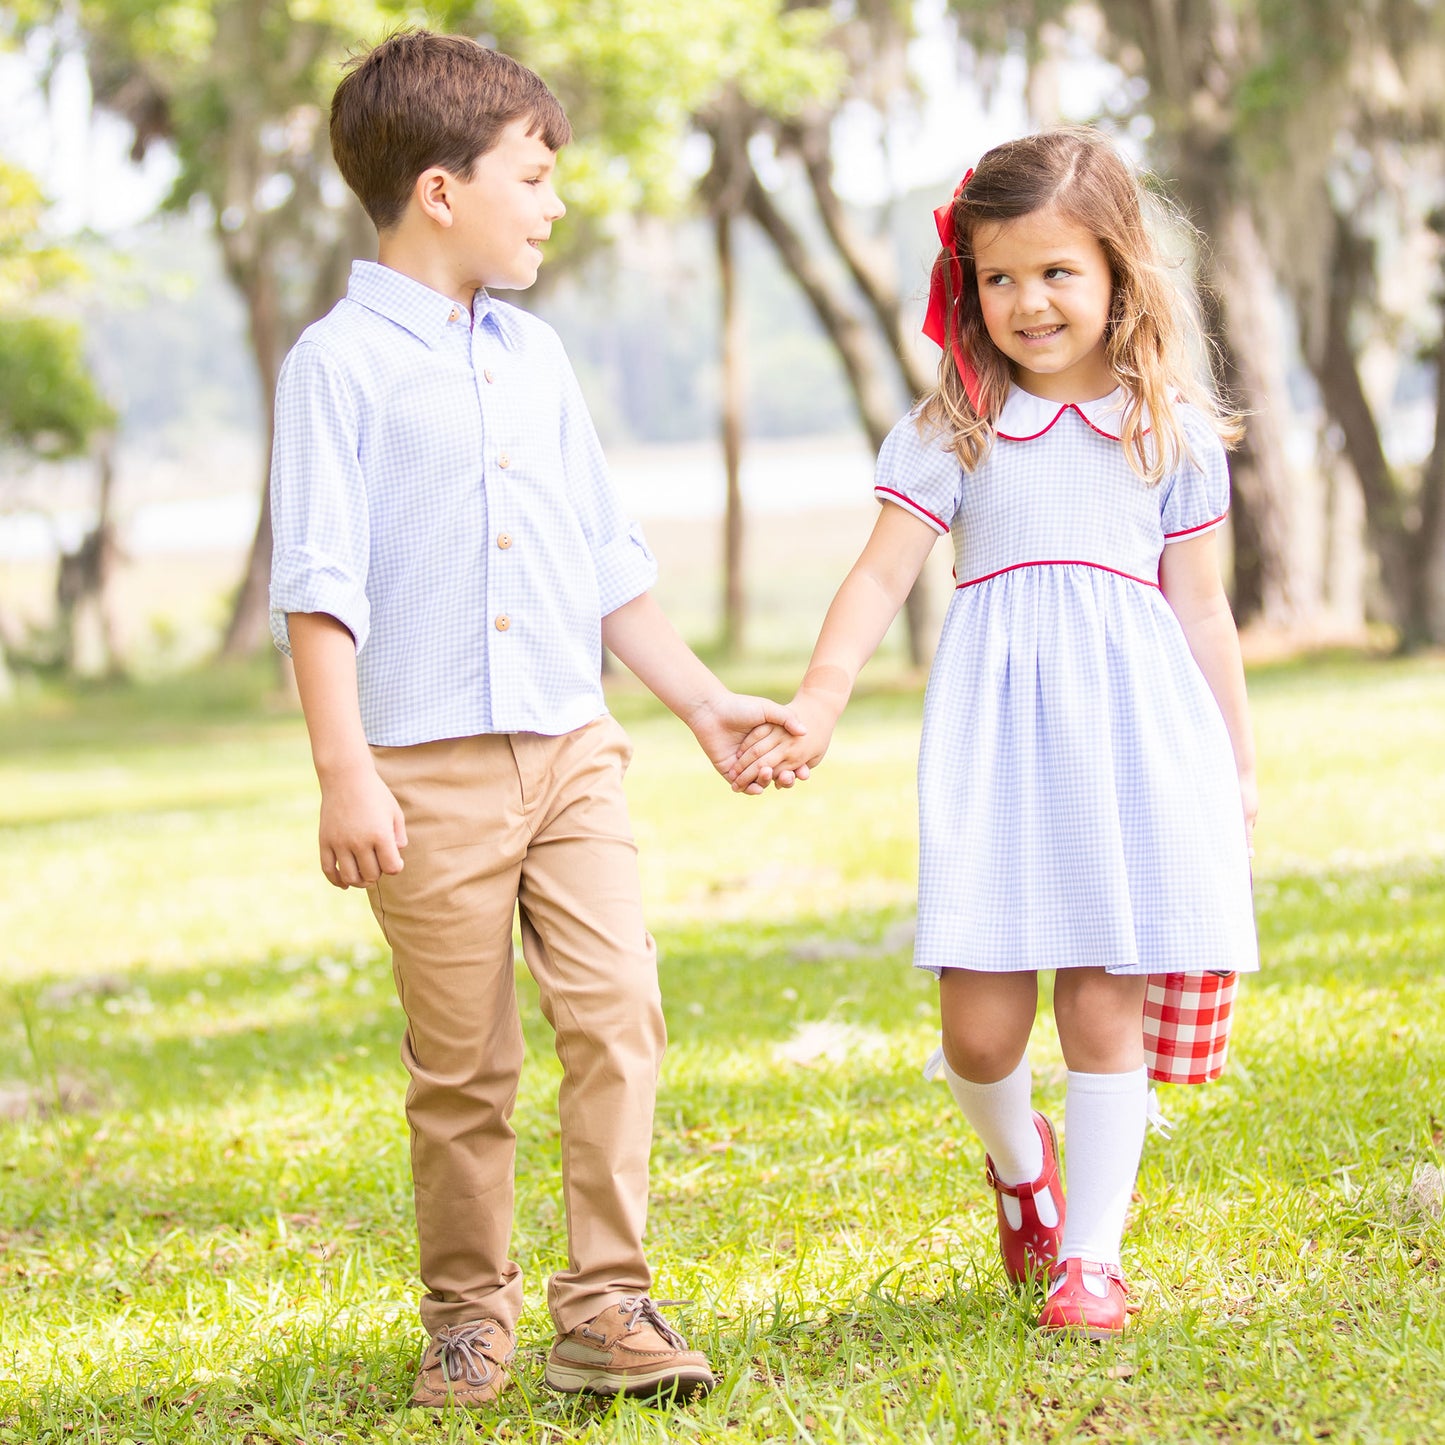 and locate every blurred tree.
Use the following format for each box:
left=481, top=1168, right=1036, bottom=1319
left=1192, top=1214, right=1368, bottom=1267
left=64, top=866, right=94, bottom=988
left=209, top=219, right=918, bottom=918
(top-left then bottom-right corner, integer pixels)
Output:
left=700, top=88, right=752, bottom=658
left=29, top=0, right=837, bottom=657
left=699, top=0, right=944, bottom=664
left=0, top=158, right=118, bottom=680
left=0, top=314, right=111, bottom=461
left=954, top=0, right=1445, bottom=644
left=1224, top=0, right=1445, bottom=647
